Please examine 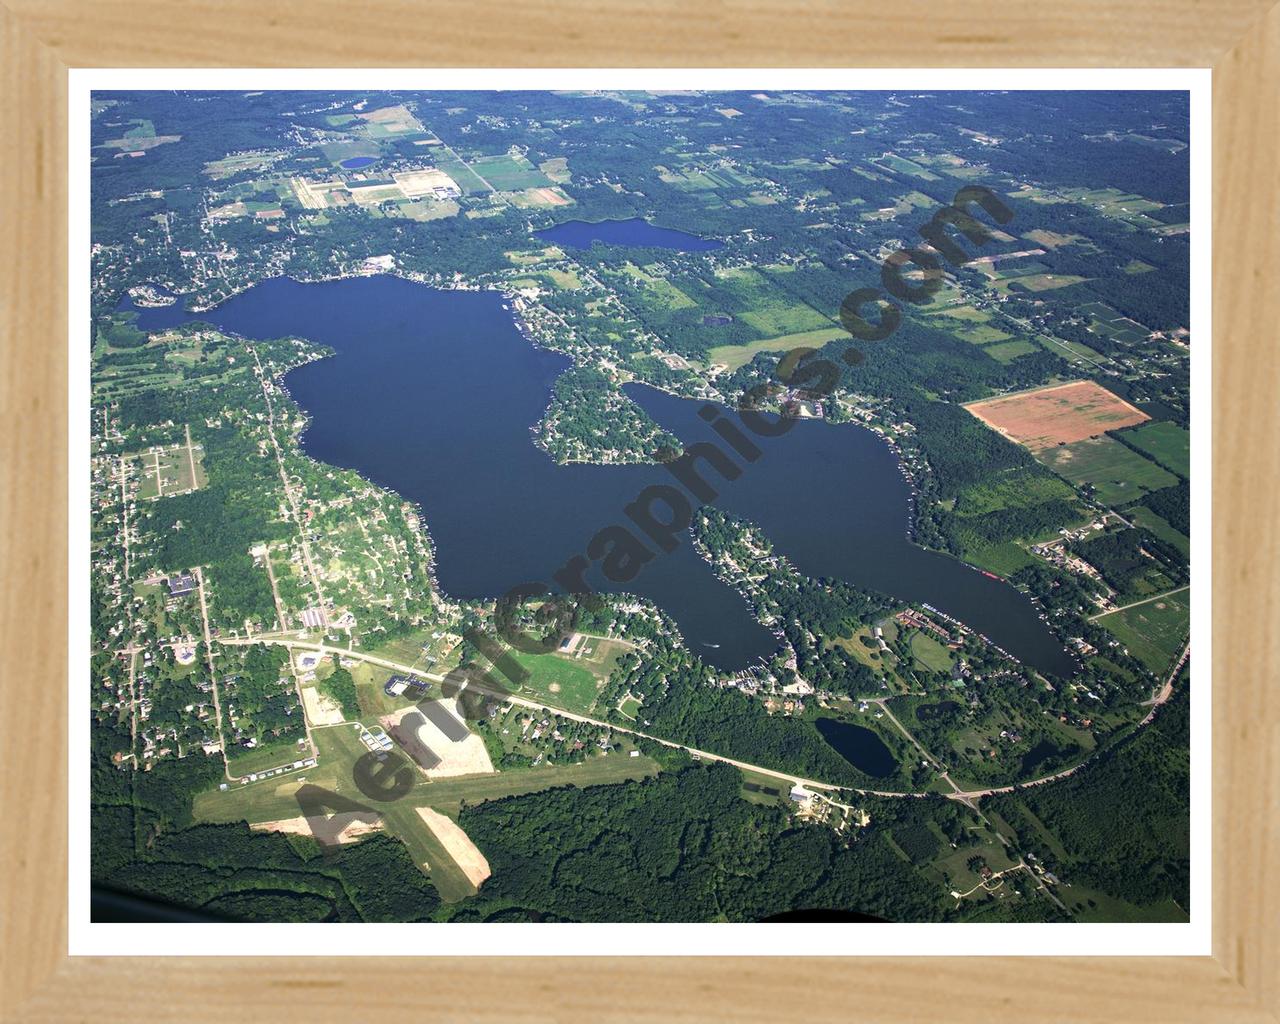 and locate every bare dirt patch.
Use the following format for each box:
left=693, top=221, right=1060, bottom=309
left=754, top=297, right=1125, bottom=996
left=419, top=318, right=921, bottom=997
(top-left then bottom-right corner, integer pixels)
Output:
left=301, top=686, right=346, bottom=726
left=415, top=807, right=492, bottom=888
left=251, top=811, right=383, bottom=845
left=964, top=380, right=1149, bottom=452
